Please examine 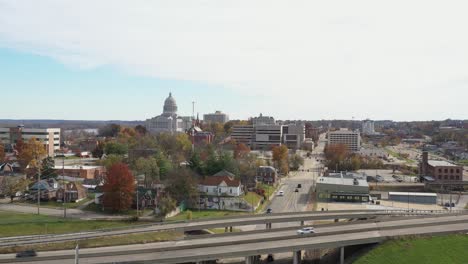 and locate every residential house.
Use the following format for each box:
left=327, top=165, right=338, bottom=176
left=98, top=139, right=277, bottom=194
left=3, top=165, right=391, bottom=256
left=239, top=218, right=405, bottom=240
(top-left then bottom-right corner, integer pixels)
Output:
left=56, top=182, right=87, bottom=203
left=133, top=187, right=157, bottom=209
left=29, top=179, right=58, bottom=200
left=198, top=175, right=243, bottom=197
left=256, top=166, right=278, bottom=184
